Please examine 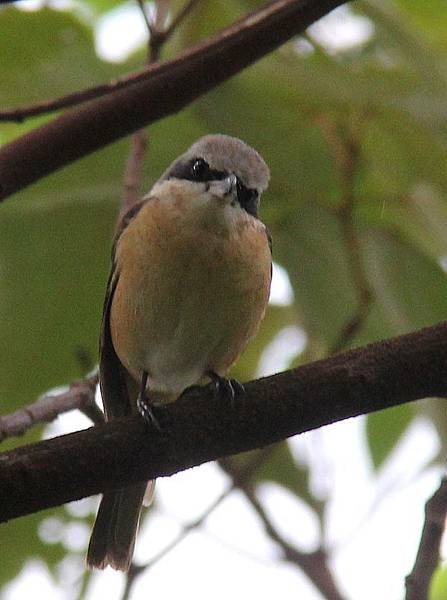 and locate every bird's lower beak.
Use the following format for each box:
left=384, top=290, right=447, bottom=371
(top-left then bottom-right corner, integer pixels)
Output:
left=207, top=174, right=238, bottom=200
